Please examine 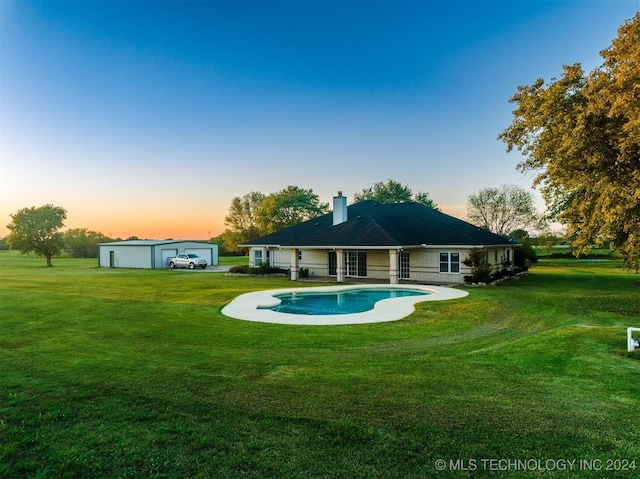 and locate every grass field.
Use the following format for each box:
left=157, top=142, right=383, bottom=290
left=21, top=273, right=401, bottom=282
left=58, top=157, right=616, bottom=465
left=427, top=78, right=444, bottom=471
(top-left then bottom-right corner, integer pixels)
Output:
left=1, top=252, right=639, bottom=478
